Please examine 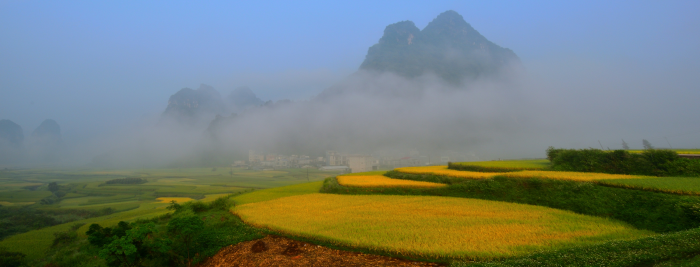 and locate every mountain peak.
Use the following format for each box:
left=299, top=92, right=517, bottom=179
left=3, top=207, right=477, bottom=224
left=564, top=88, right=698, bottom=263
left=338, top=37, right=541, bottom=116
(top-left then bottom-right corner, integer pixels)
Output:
left=32, top=119, right=61, bottom=138
left=360, top=10, right=520, bottom=84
